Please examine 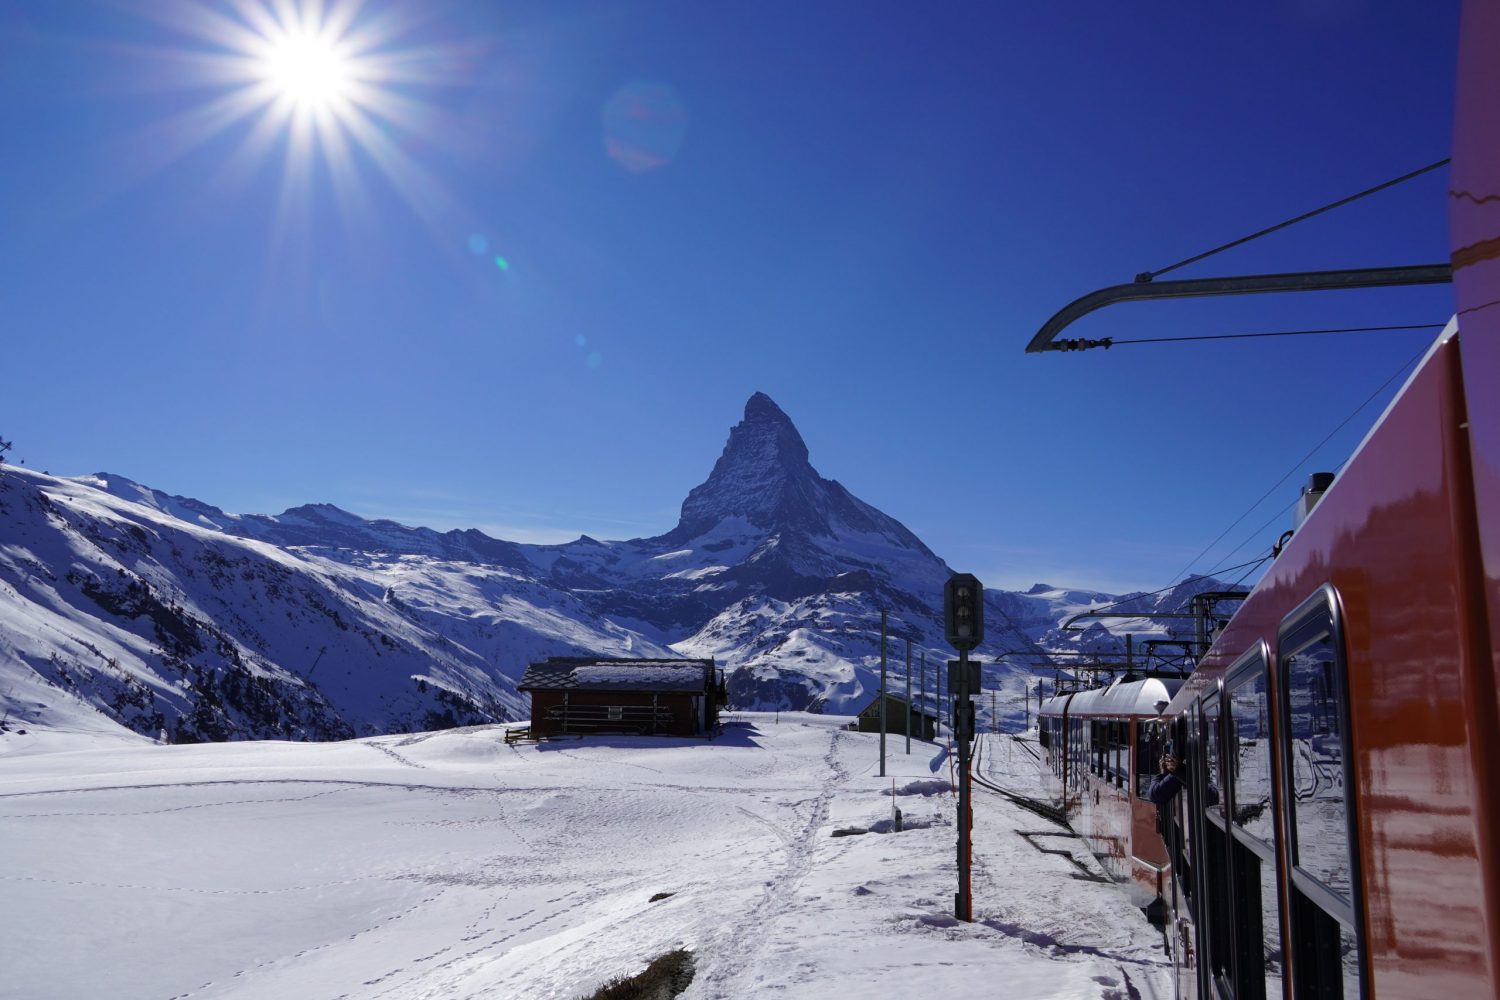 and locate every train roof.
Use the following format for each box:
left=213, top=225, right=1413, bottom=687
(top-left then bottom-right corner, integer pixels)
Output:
left=1039, top=675, right=1183, bottom=718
